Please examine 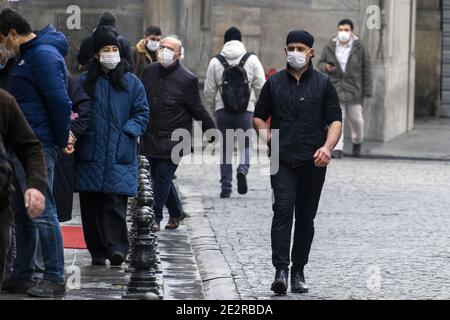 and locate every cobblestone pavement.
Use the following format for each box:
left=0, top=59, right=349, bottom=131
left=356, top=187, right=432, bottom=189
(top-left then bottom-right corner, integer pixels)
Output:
left=176, top=155, right=450, bottom=300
